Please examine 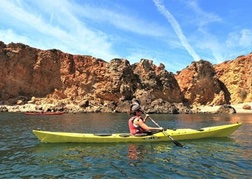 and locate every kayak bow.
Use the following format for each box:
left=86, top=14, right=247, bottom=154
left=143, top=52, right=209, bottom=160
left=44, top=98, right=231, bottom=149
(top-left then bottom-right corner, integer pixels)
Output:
left=33, top=123, right=242, bottom=143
